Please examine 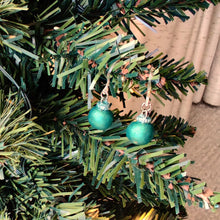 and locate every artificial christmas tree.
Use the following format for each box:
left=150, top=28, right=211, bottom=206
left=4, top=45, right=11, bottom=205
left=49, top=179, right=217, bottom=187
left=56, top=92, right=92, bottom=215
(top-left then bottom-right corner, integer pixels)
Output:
left=0, top=0, right=220, bottom=219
